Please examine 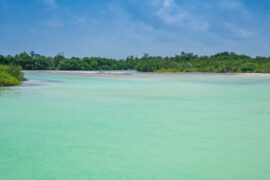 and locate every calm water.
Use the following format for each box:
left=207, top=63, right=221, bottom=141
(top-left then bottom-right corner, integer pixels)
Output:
left=1, top=71, right=270, bottom=180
